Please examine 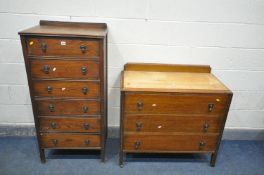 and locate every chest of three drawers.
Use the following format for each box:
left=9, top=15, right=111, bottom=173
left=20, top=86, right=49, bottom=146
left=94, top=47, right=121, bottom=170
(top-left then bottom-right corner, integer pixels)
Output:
left=19, top=21, right=107, bottom=162
left=119, top=63, right=232, bottom=167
